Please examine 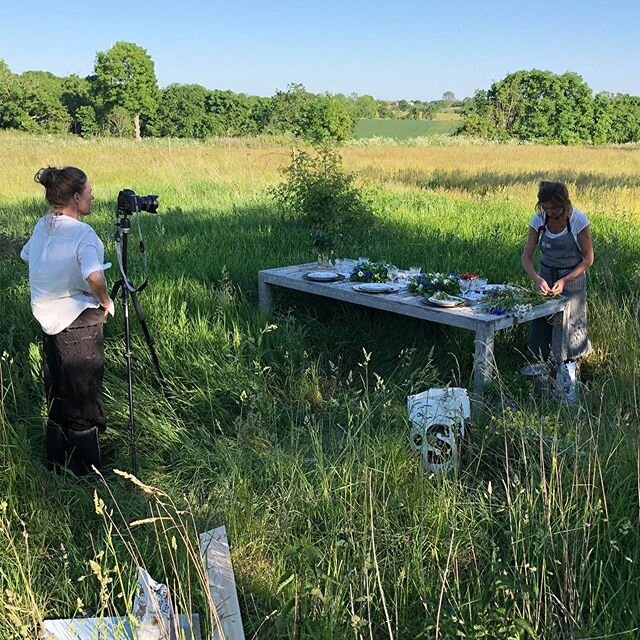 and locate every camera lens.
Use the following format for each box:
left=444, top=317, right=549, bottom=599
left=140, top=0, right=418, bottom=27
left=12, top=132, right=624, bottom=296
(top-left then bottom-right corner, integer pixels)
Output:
left=137, top=195, right=159, bottom=213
